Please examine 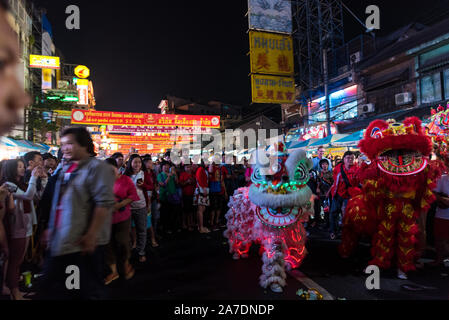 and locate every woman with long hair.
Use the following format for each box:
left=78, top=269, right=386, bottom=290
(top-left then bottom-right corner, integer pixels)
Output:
left=103, top=158, right=138, bottom=285
left=1, top=159, right=41, bottom=300
left=124, top=154, right=148, bottom=263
